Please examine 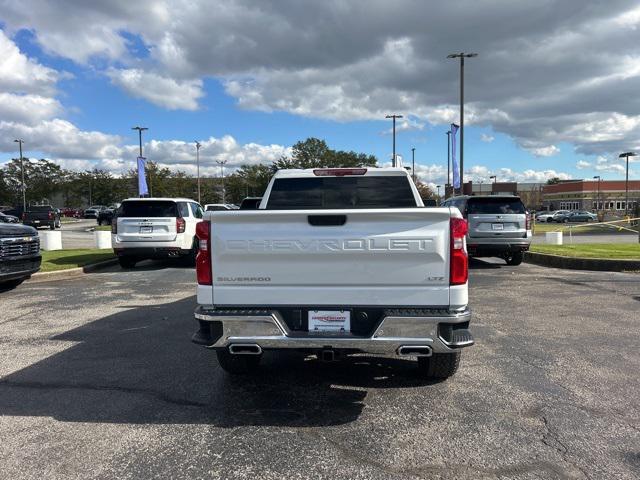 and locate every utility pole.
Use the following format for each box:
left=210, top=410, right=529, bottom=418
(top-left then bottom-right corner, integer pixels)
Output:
left=447, top=52, right=478, bottom=190
left=385, top=114, right=403, bottom=167
left=132, top=126, right=150, bottom=196
left=411, top=147, right=416, bottom=183
left=13, top=139, right=26, bottom=213
left=593, top=175, right=601, bottom=212
left=446, top=130, right=452, bottom=193
left=195, top=141, right=202, bottom=204
left=216, top=160, right=228, bottom=203
left=619, top=152, right=637, bottom=215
